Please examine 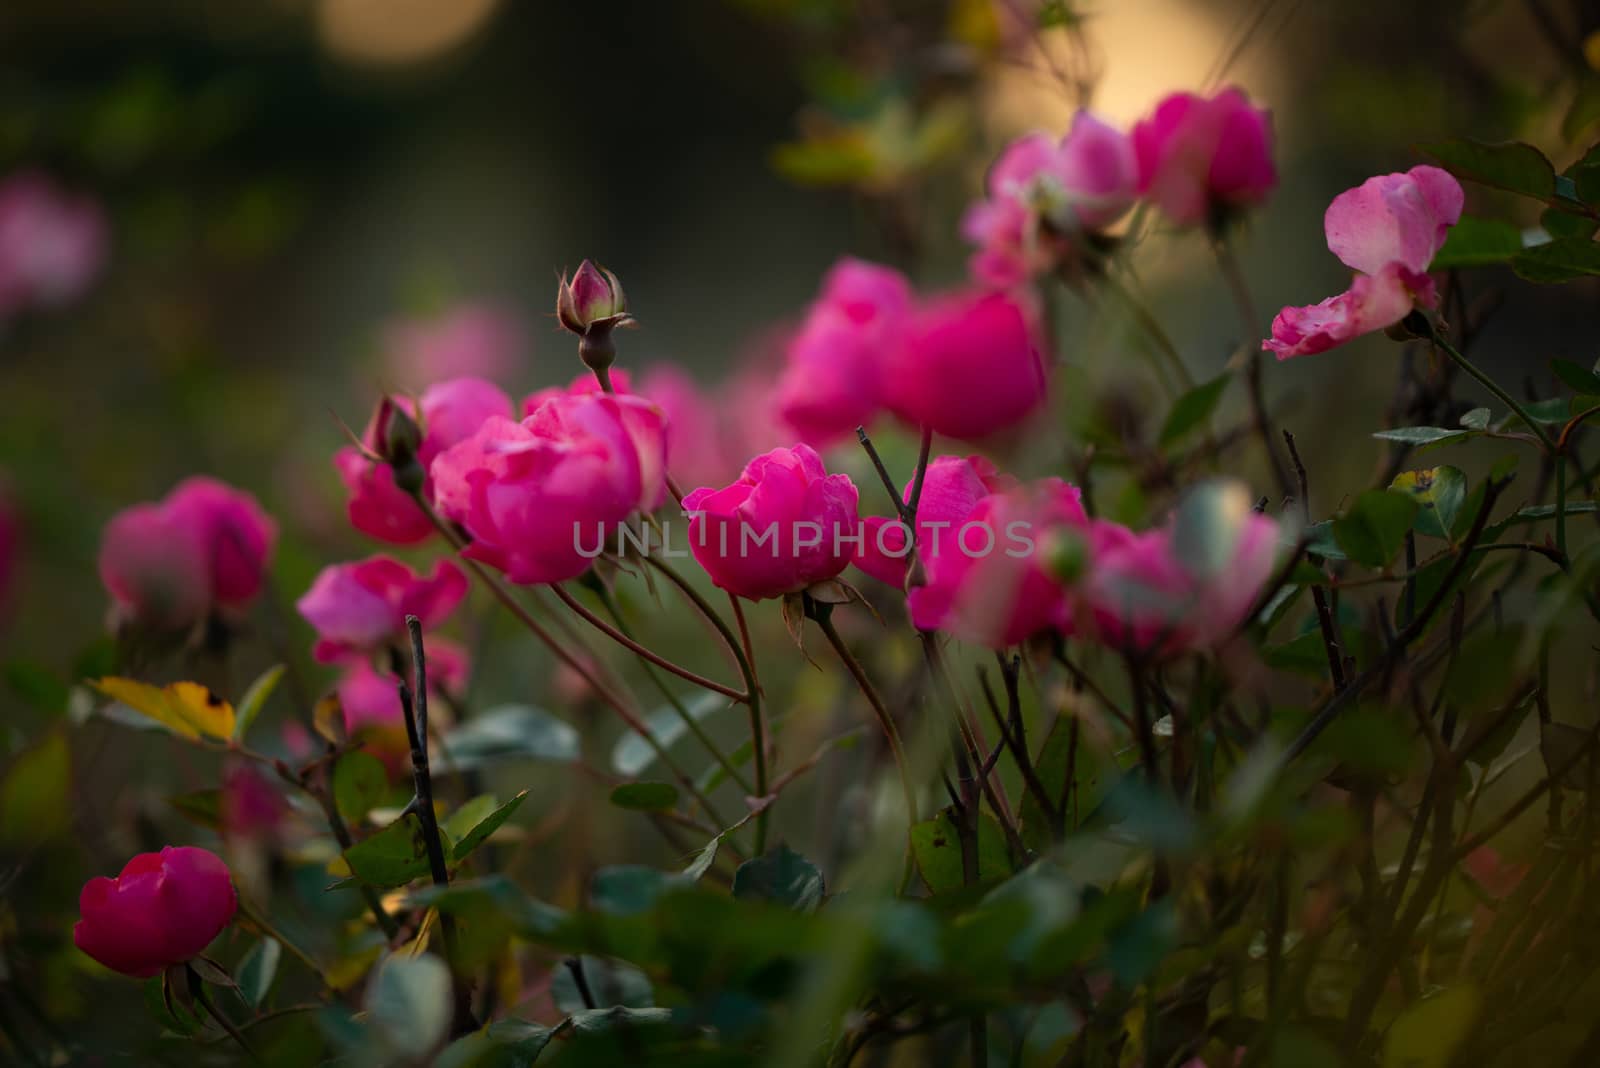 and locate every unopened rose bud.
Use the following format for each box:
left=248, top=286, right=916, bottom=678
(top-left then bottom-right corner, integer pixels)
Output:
left=556, top=260, right=629, bottom=337
left=372, top=396, right=425, bottom=493
left=73, top=847, right=237, bottom=978
left=1043, top=525, right=1088, bottom=584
